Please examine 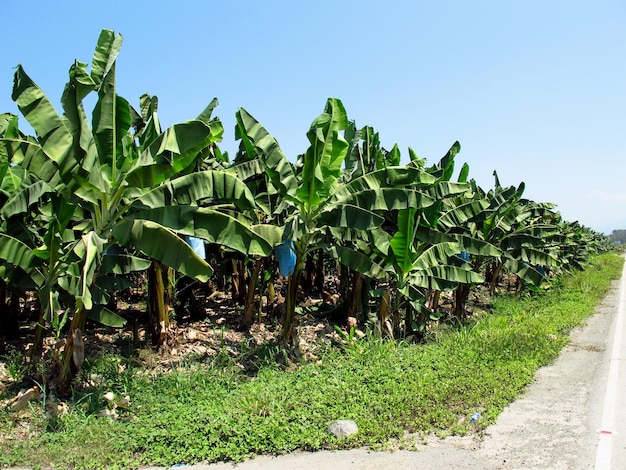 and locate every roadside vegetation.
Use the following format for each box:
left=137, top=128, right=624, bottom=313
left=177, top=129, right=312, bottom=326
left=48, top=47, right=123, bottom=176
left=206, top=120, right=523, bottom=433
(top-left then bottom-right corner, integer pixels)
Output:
left=0, top=253, right=621, bottom=469
left=0, top=29, right=621, bottom=469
